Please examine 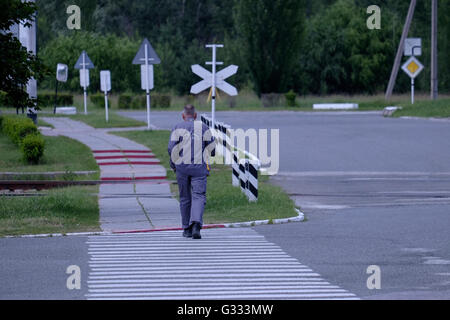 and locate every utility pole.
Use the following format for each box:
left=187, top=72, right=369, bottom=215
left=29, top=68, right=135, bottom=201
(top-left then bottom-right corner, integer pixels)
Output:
left=431, top=0, right=438, bottom=100
left=385, top=0, right=417, bottom=101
